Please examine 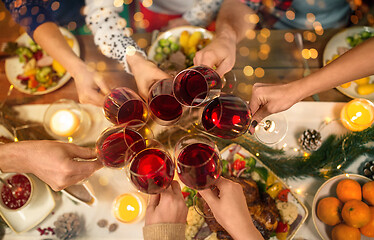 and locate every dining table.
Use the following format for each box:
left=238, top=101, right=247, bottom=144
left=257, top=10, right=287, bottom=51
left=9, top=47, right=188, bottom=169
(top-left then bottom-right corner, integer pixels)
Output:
left=0, top=19, right=371, bottom=240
